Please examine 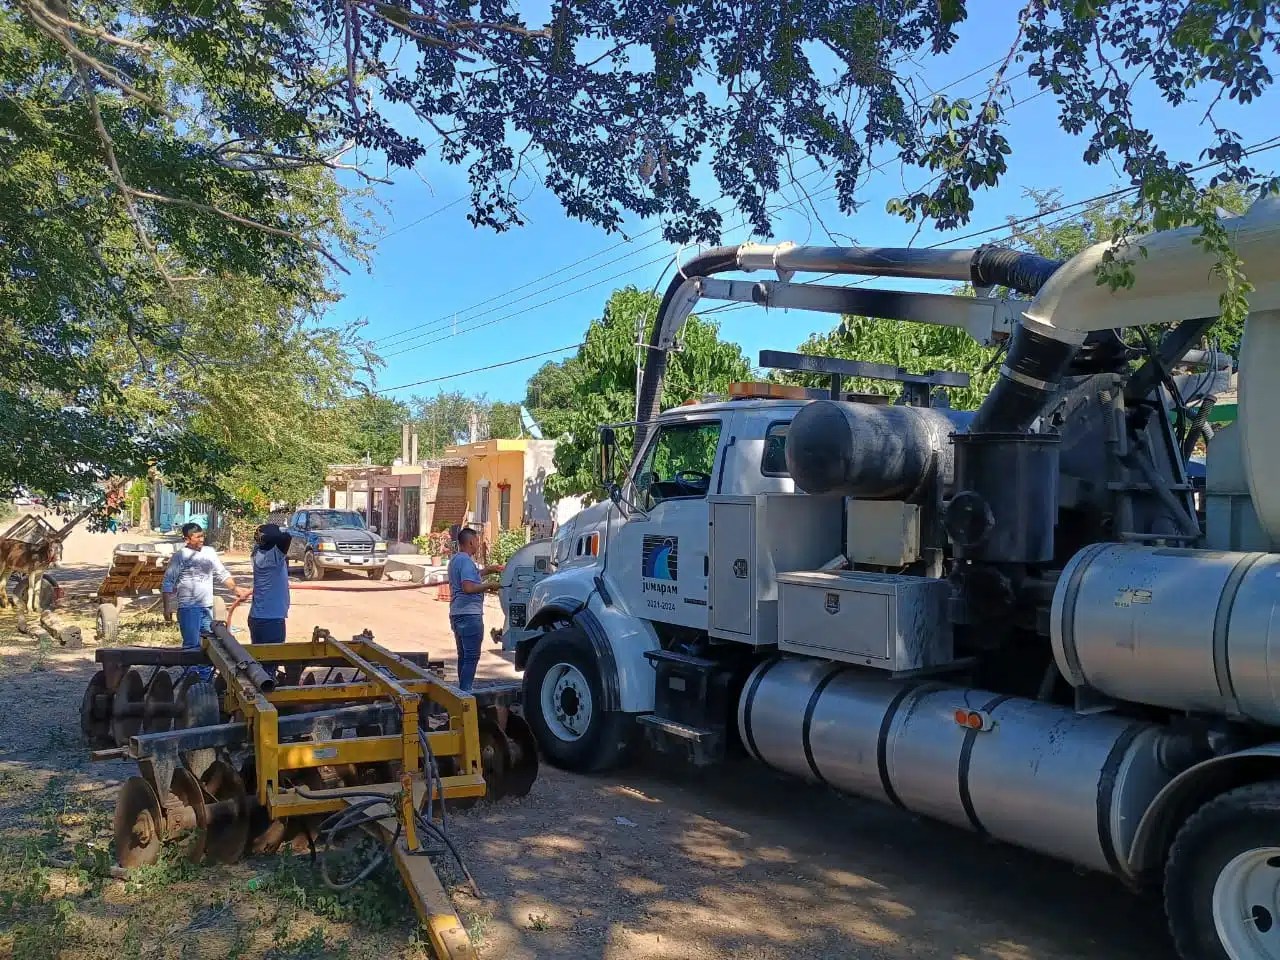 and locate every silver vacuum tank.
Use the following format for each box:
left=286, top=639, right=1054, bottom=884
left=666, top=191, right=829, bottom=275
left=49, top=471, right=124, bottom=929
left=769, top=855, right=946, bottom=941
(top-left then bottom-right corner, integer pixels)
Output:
left=738, top=657, right=1173, bottom=878
left=1051, top=542, right=1280, bottom=723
